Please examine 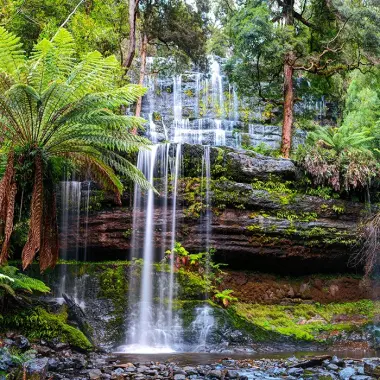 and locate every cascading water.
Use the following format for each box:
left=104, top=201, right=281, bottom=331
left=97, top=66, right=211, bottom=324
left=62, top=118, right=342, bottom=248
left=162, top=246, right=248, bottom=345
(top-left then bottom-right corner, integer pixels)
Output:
left=121, top=144, right=183, bottom=353
left=122, top=58, right=236, bottom=353
left=58, top=180, right=90, bottom=309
